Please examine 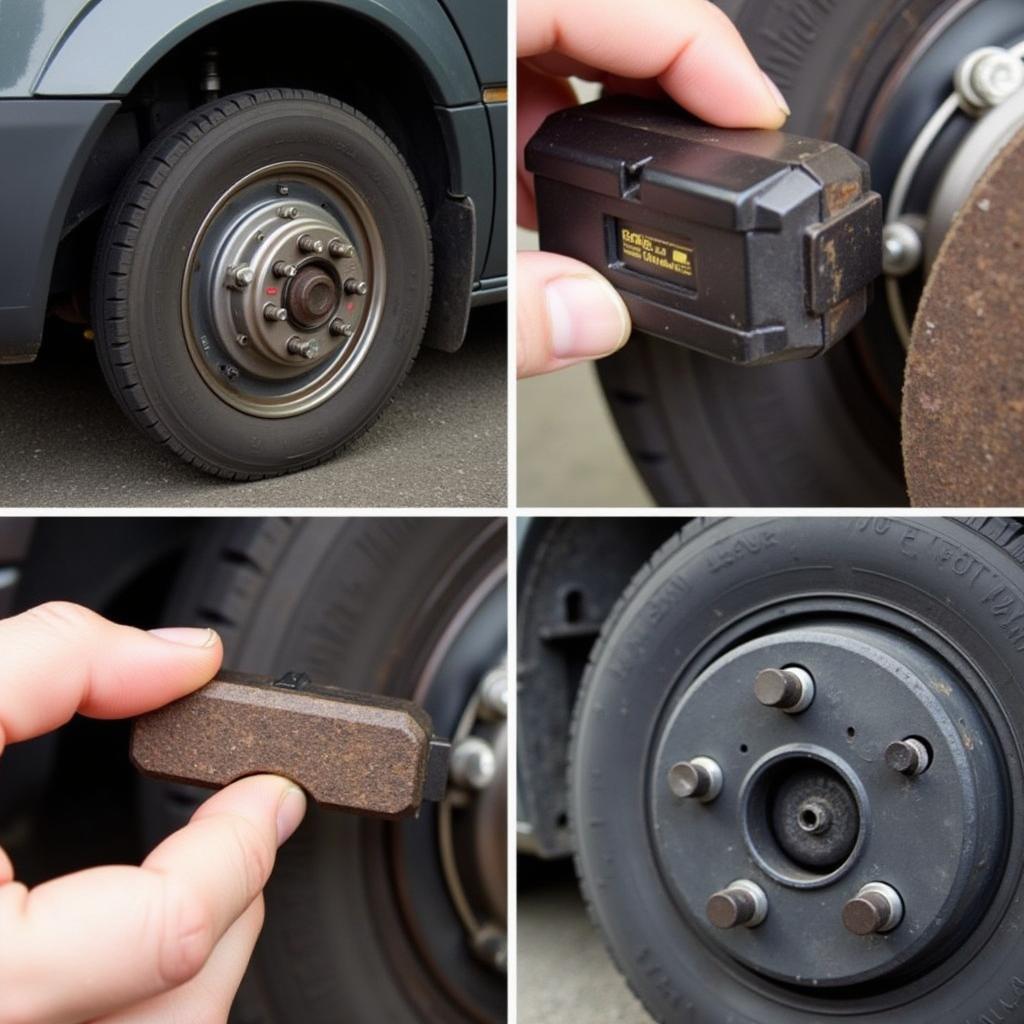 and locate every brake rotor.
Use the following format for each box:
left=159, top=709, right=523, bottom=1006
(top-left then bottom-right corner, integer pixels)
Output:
left=902, top=126, right=1024, bottom=505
